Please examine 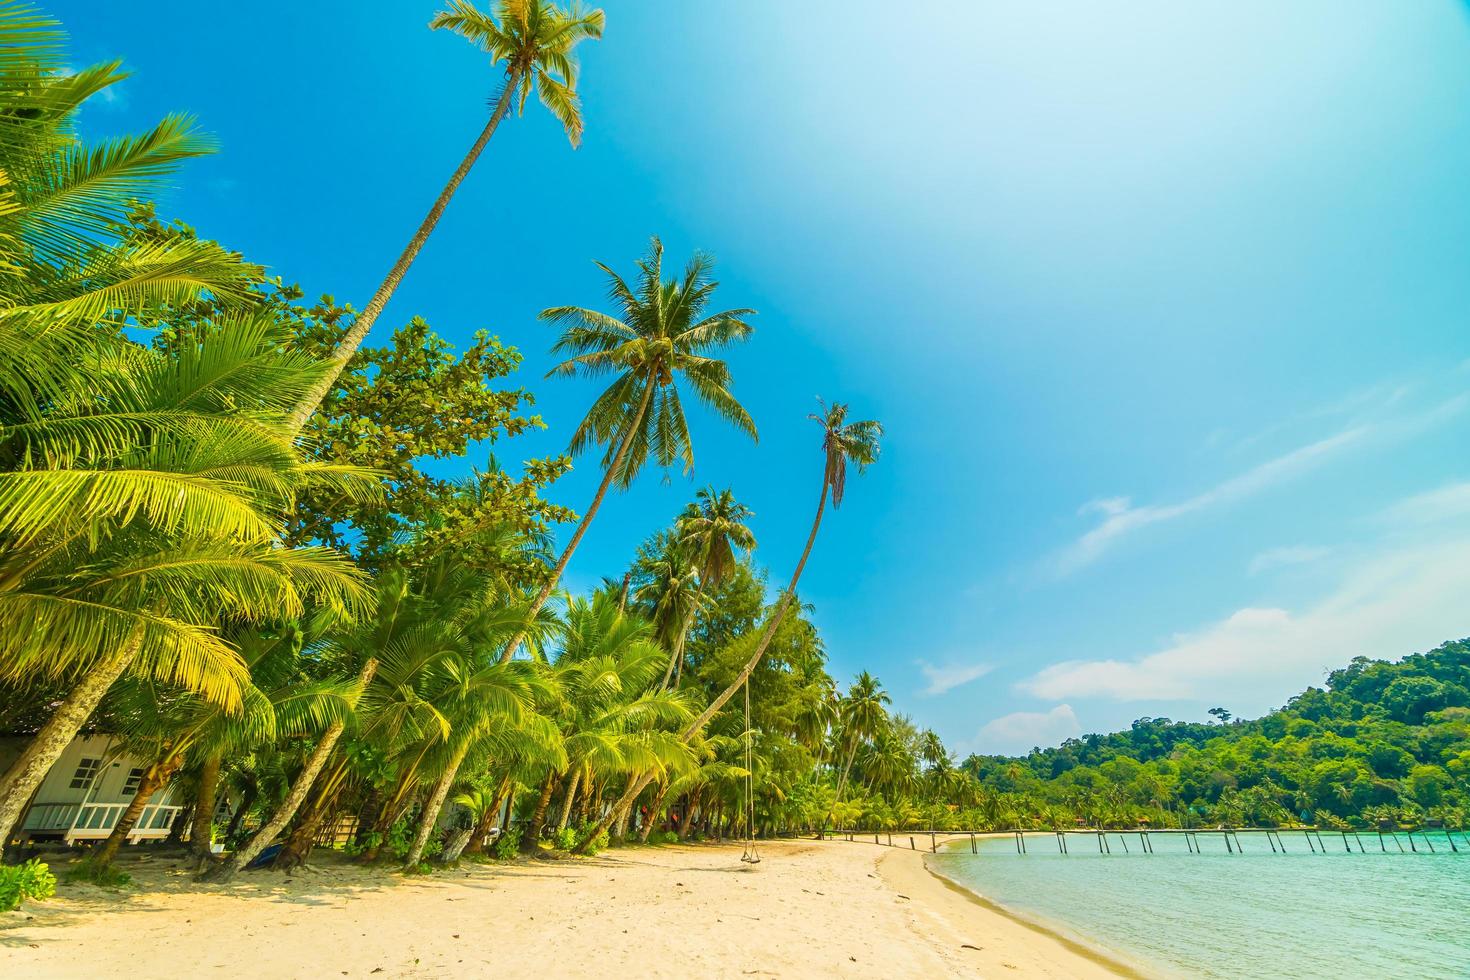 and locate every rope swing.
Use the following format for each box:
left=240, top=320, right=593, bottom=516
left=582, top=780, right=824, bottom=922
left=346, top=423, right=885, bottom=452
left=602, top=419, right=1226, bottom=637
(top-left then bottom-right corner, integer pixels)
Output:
left=740, top=675, right=761, bottom=864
